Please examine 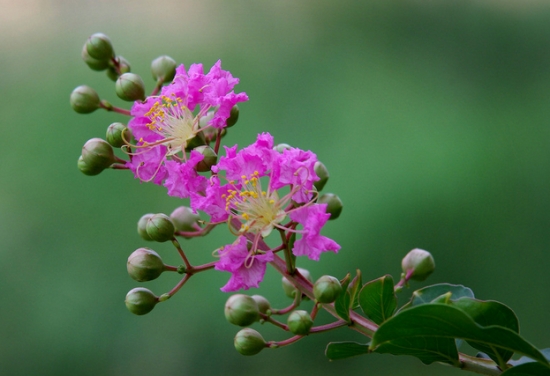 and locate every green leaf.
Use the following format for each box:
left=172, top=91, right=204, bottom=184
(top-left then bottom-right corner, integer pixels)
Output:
left=325, top=341, right=369, bottom=360
left=374, top=336, right=459, bottom=366
left=510, top=349, right=550, bottom=366
left=334, top=273, right=351, bottom=322
left=501, top=362, right=550, bottom=376
left=348, top=269, right=362, bottom=310
left=370, top=304, right=549, bottom=368
left=400, top=283, right=474, bottom=311
left=359, top=275, right=397, bottom=325
left=450, top=298, right=519, bottom=366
